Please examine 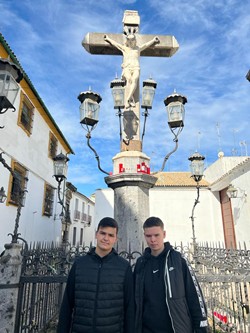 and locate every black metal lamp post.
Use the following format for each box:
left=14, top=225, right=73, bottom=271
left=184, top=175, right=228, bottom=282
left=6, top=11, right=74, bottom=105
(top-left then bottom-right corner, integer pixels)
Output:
left=78, top=80, right=187, bottom=177
left=188, top=152, right=205, bottom=252
left=0, top=186, right=7, bottom=203
left=0, top=152, right=28, bottom=243
left=53, top=152, right=71, bottom=242
left=53, top=152, right=69, bottom=184
left=77, top=90, right=109, bottom=175
left=159, top=92, right=187, bottom=172
left=110, top=77, right=125, bottom=144
left=141, top=78, right=157, bottom=147
left=0, top=57, right=23, bottom=128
